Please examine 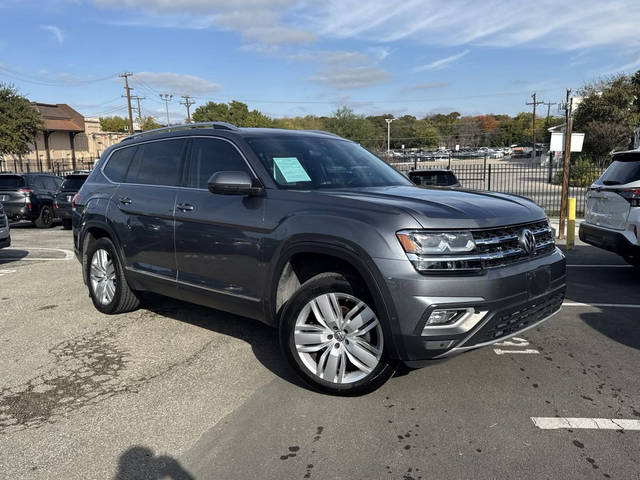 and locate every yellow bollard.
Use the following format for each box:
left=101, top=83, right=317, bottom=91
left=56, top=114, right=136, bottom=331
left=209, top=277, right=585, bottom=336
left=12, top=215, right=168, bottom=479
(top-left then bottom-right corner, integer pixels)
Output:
left=567, top=197, right=576, bottom=250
